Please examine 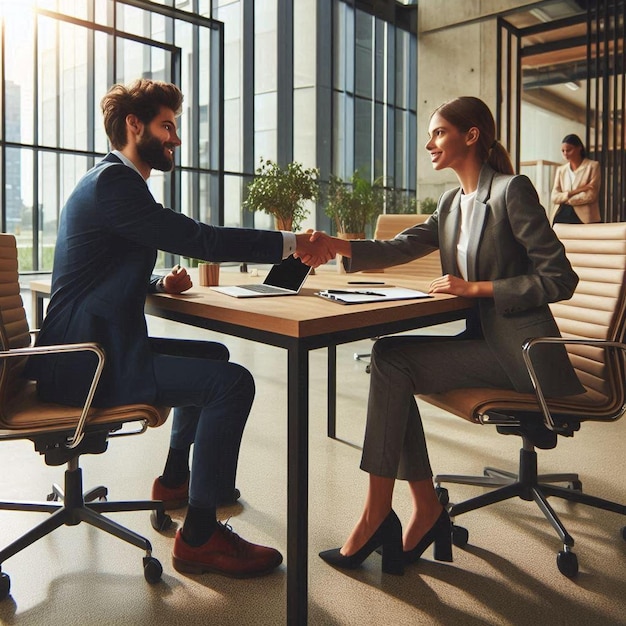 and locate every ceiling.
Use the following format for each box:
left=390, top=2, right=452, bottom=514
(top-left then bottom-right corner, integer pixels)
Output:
left=502, top=0, right=618, bottom=122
